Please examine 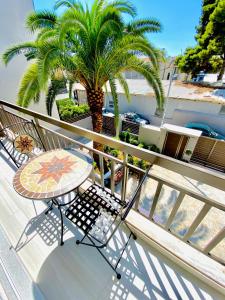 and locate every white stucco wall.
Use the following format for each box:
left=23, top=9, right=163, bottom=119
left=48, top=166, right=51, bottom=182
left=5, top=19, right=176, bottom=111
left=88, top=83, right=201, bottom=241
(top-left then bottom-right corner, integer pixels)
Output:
left=167, top=109, right=225, bottom=135
left=105, top=92, right=225, bottom=135
left=139, top=125, right=161, bottom=146
left=0, top=0, right=34, bottom=102
left=164, top=98, right=221, bottom=118
left=105, top=93, right=156, bottom=122
left=0, top=0, right=58, bottom=117
left=182, top=136, right=199, bottom=162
